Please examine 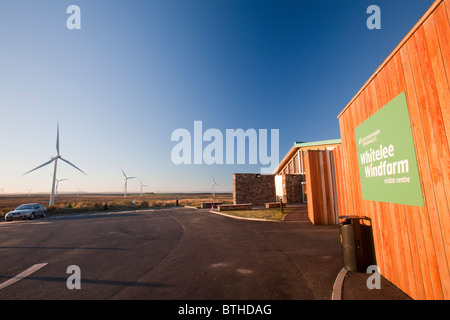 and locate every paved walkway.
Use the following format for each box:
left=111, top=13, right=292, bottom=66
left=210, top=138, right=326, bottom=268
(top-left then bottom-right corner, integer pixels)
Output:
left=283, top=204, right=310, bottom=222
left=208, top=203, right=412, bottom=299
left=282, top=203, right=411, bottom=299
